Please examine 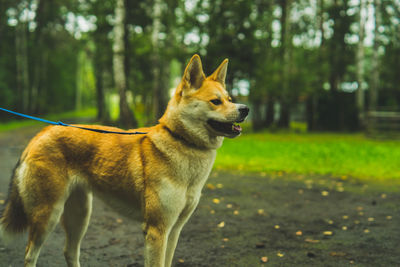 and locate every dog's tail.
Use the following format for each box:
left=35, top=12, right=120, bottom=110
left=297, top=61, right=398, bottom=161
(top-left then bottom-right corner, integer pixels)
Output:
left=0, top=160, right=29, bottom=242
